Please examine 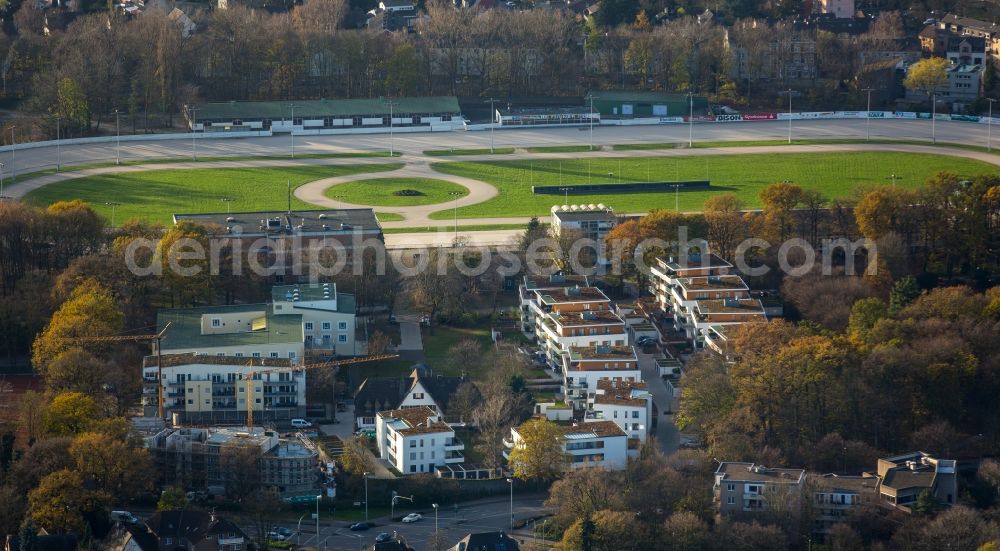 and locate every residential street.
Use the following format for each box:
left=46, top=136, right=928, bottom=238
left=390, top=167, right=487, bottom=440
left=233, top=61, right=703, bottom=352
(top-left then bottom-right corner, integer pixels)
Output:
left=636, top=349, right=681, bottom=457
left=292, top=494, right=550, bottom=551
